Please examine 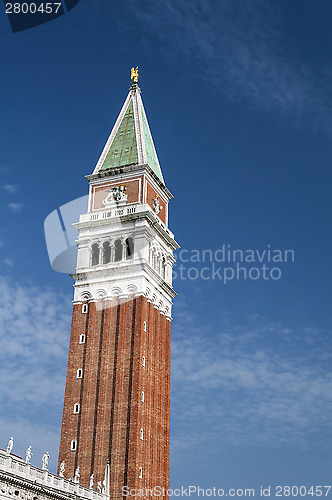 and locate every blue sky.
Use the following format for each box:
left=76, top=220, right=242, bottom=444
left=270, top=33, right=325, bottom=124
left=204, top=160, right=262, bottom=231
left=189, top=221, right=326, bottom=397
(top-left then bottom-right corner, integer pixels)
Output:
left=1, top=0, right=332, bottom=497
